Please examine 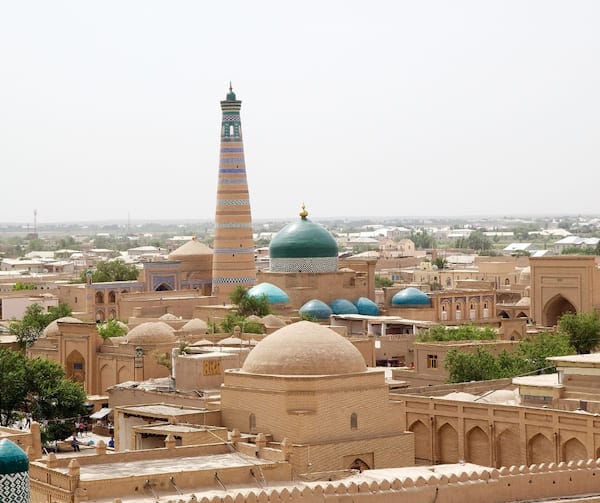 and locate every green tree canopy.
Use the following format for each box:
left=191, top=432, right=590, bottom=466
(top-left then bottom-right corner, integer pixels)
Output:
left=375, top=275, right=394, bottom=288
left=229, top=286, right=271, bottom=317
left=417, top=324, right=497, bottom=342
left=559, top=311, right=600, bottom=354
left=81, top=259, right=139, bottom=283
left=0, top=349, right=87, bottom=432
left=444, top=332, right=575, bottom=383
left=9, top=302, right=73, bottom=348
left=97, top=319, right=128, bottom=340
